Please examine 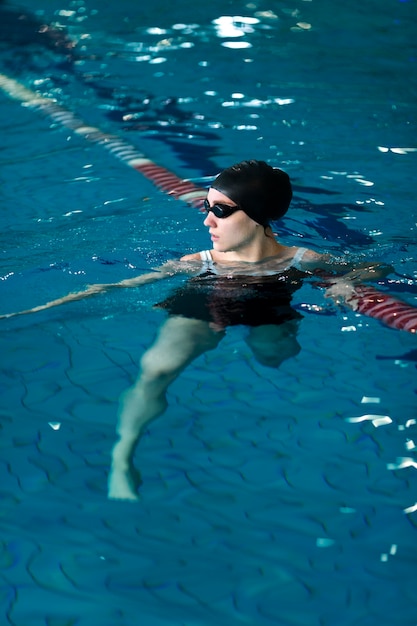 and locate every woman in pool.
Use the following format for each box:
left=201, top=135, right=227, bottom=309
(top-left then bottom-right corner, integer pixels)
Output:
left=0, top=160, right=386, bottom=500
